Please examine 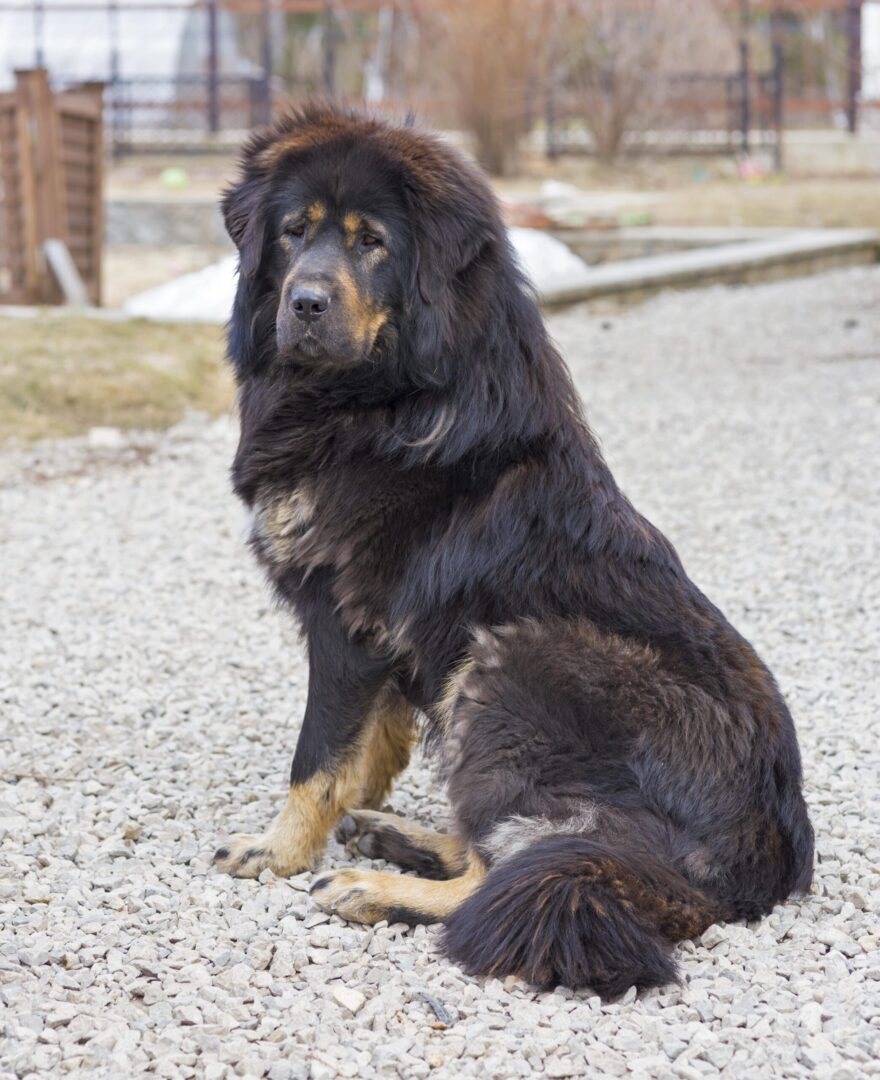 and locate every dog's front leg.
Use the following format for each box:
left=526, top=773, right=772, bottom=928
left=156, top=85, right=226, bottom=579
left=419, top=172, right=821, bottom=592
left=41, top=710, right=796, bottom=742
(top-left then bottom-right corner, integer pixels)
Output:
left=214, top=580, right=395, bottom=879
